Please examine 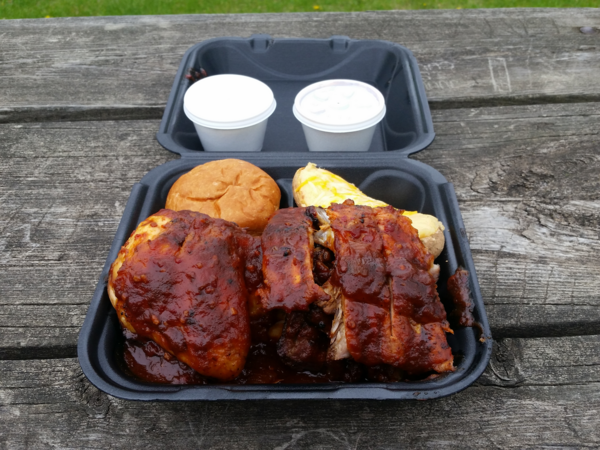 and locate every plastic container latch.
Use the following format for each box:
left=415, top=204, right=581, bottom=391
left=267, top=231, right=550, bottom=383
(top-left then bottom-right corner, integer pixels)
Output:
left=330, top=35, right=350, bottom=53
left=250, top=34, right=272, bottom=53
